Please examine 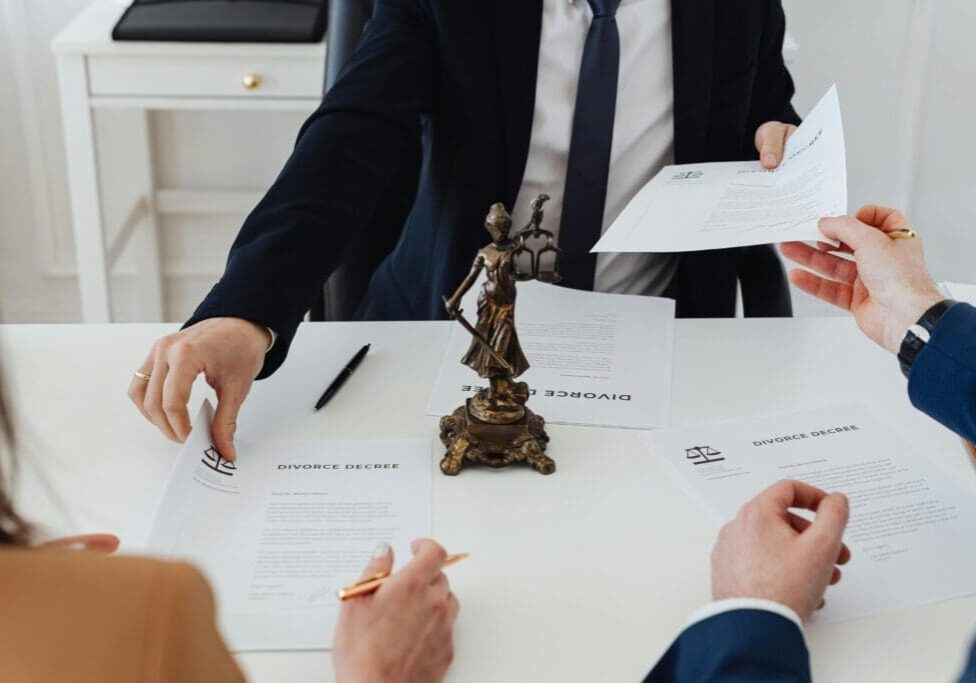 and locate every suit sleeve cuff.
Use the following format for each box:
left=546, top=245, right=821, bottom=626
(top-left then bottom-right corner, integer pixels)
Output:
left=685, top=598, right=804, bottom=632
